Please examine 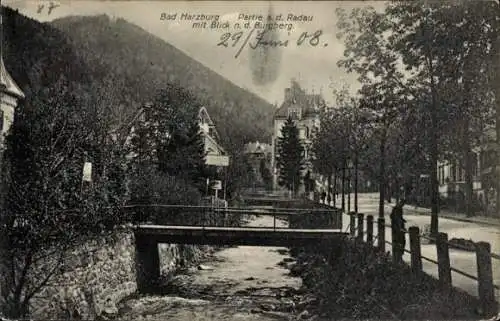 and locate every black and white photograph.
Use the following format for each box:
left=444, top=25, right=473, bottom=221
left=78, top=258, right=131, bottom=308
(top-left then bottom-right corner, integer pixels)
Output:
left=0, top=0, right=499, bottom=320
